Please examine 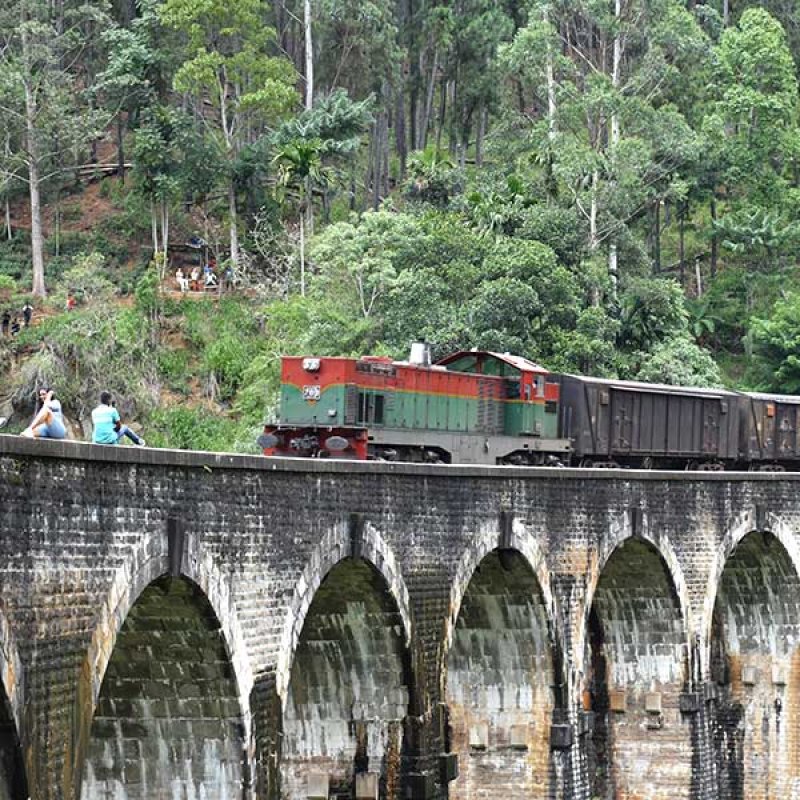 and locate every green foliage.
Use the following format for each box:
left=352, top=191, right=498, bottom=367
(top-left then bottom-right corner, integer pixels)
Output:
left=619, top=277, right=689, bottom=350
left=633, top=333, right=723, bottom=387
left=59, top=252, right=115, bottom=302
left=148, top=406, right=241, bottom=451
left=751, top=293, right=800, bottom=392
left=404, top=148, right=463, bottom=206
left=10, top=303, right=157, bottom=425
